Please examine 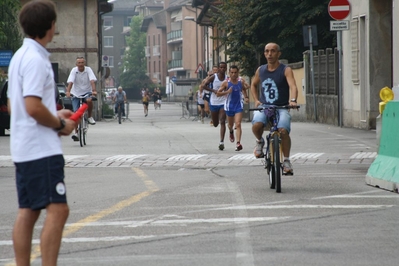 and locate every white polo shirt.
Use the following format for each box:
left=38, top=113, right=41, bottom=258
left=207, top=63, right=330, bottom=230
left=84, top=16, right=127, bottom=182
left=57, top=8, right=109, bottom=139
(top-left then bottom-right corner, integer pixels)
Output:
left=8, top=38, right=62, bottom=163
left=67, top=66, right=97, bottom=96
